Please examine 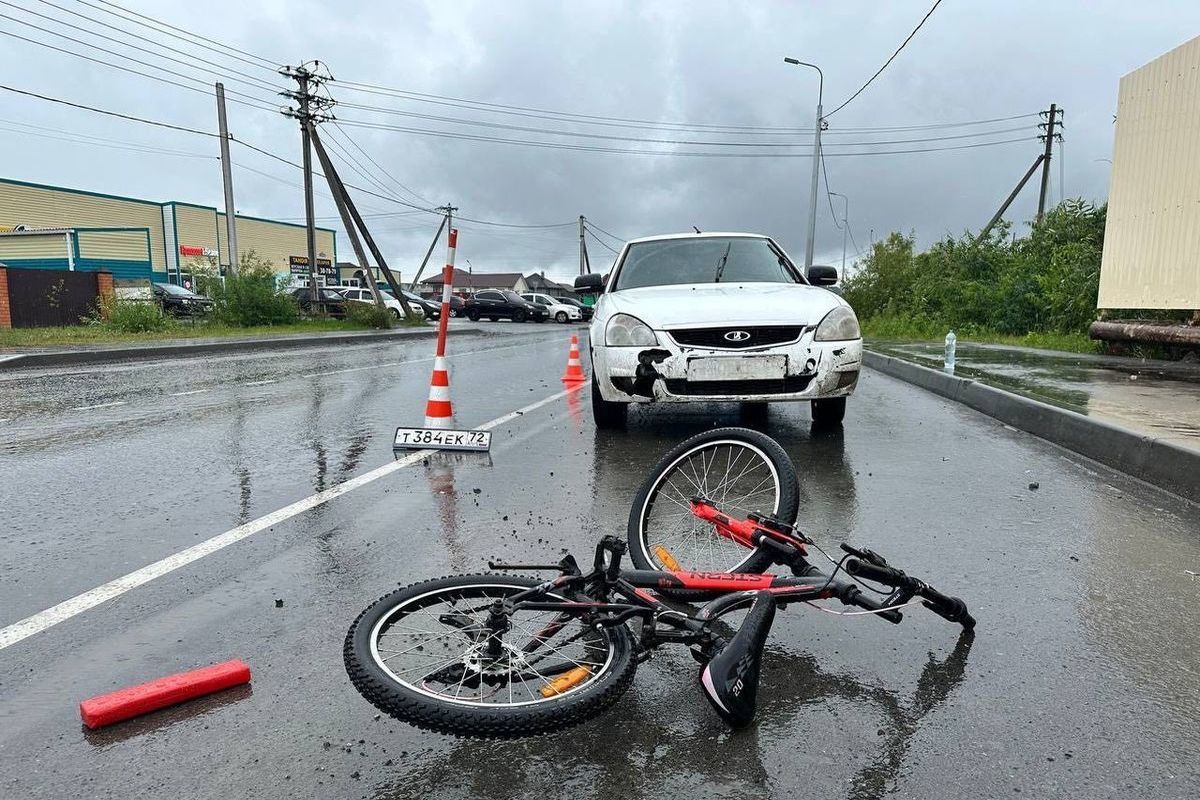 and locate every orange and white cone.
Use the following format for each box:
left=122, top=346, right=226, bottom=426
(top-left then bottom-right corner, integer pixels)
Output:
left=561, top=335, right=586, bottom=384
left=424, top=356, right=453, bottom=428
